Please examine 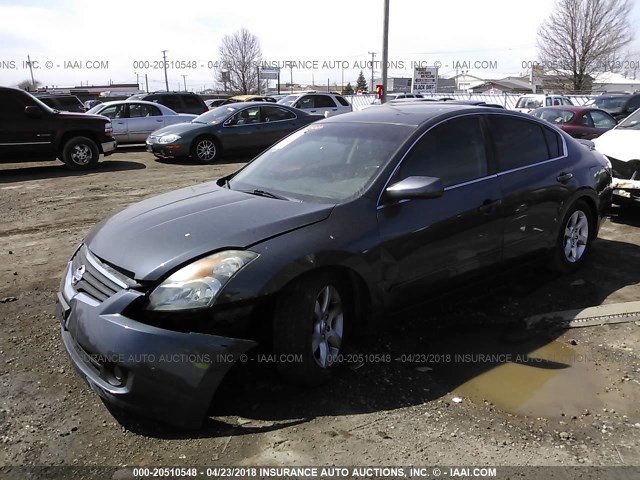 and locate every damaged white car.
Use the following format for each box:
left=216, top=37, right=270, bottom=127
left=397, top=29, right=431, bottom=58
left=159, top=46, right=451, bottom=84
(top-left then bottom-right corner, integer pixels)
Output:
left=593, top=109, right=640, bottom=206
